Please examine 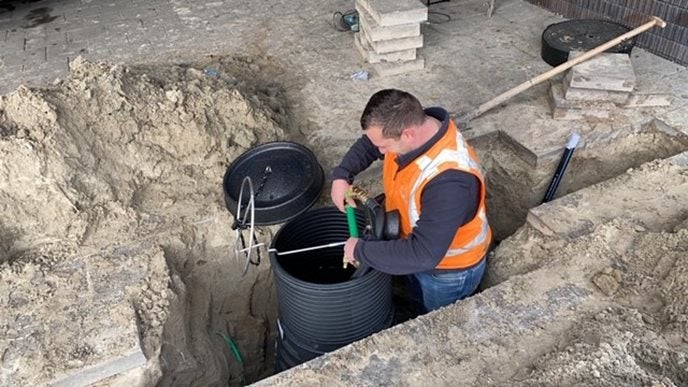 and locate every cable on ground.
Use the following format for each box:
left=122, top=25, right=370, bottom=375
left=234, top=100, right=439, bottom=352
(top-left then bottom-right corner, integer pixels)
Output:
left=217, top=332, right=246, bottom=385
